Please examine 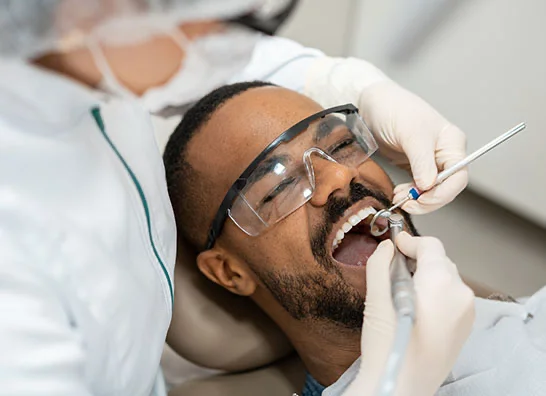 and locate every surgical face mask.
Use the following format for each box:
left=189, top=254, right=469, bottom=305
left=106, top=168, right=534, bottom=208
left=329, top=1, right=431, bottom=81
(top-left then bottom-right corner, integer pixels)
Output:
left=89, top=26, right=259, bottom=112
